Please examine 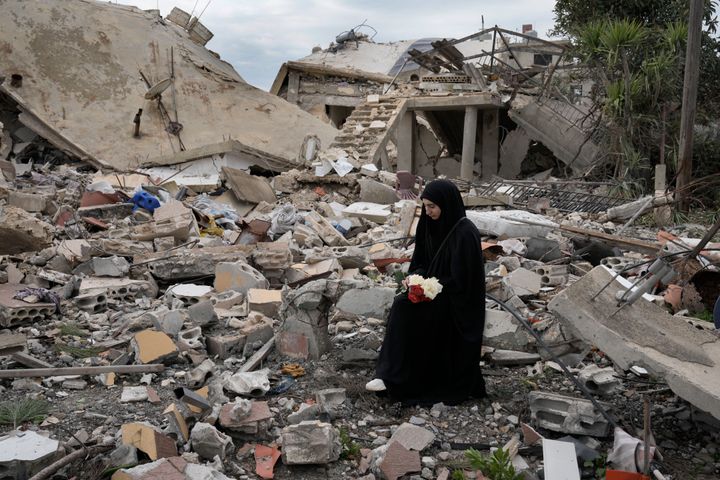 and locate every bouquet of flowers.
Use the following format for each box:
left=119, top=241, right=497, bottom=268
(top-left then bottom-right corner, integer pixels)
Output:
left=405, top=274, right=443, bottom=303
